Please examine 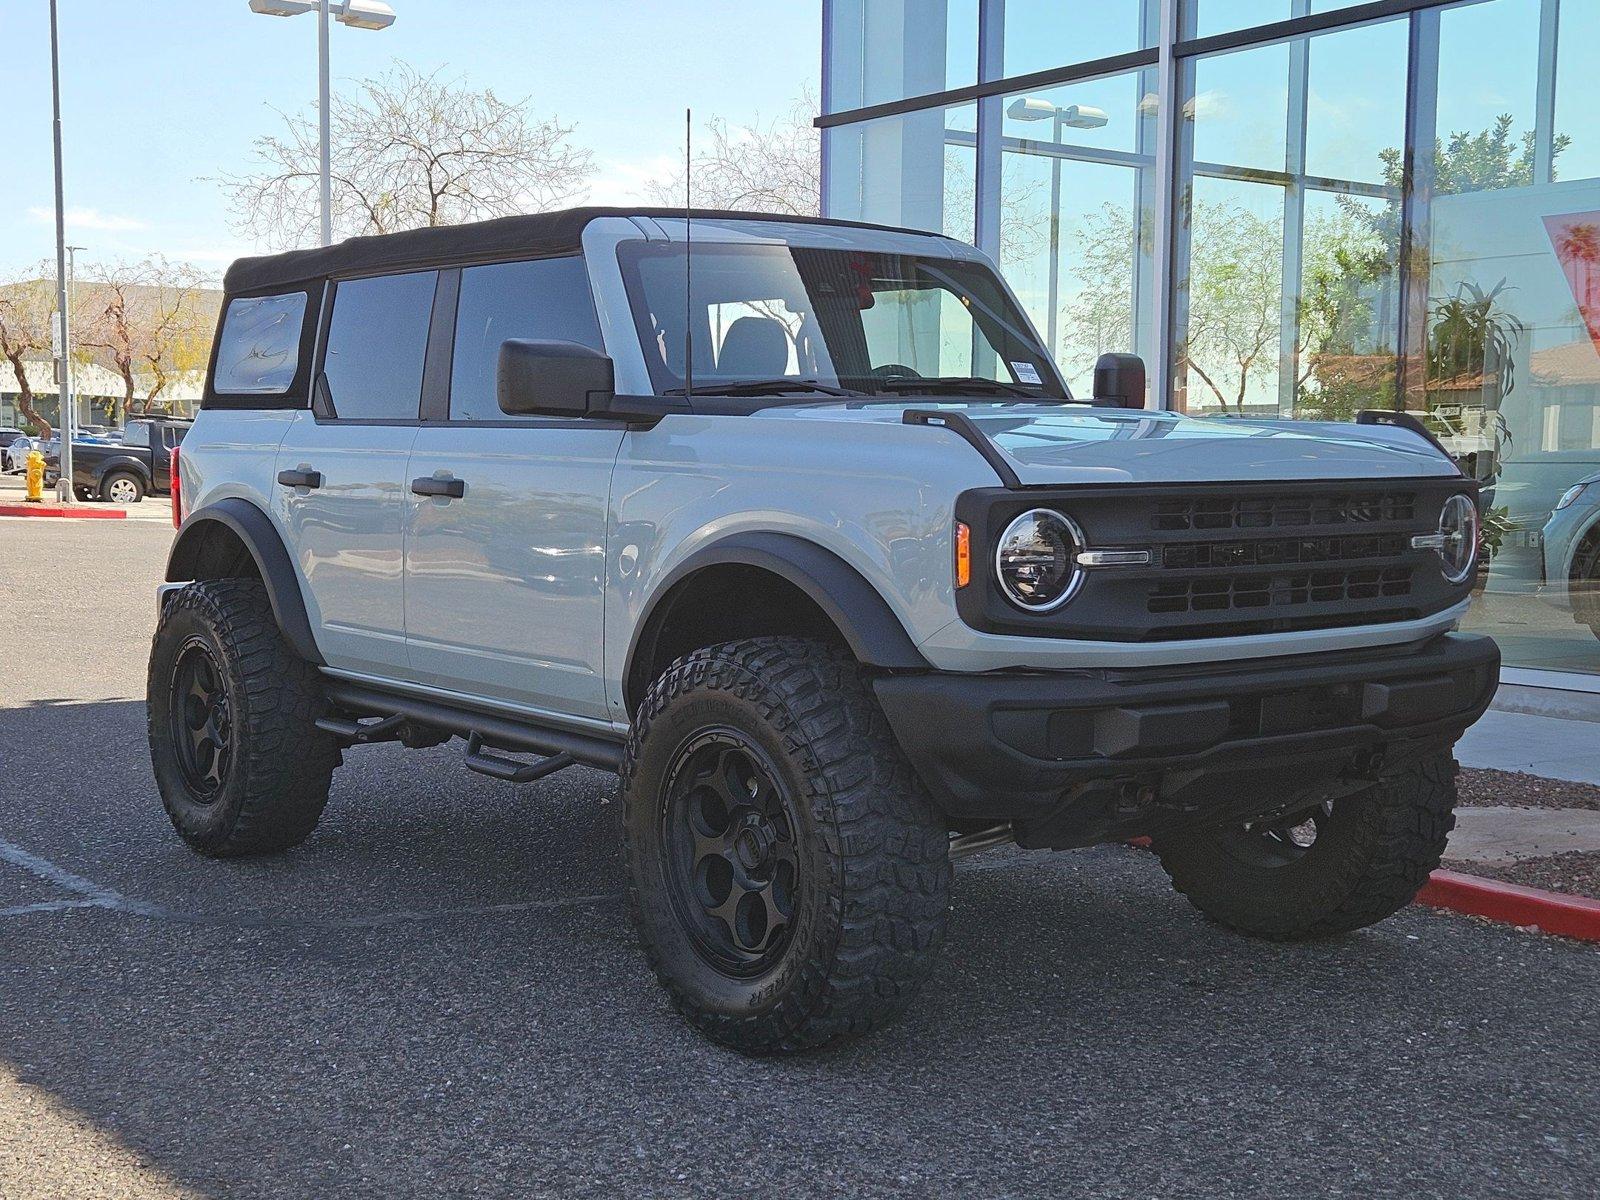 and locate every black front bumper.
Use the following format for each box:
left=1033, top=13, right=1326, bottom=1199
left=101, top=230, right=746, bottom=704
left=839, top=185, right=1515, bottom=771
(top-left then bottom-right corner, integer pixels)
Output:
left=873, top=632, right=1499, bottom=847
